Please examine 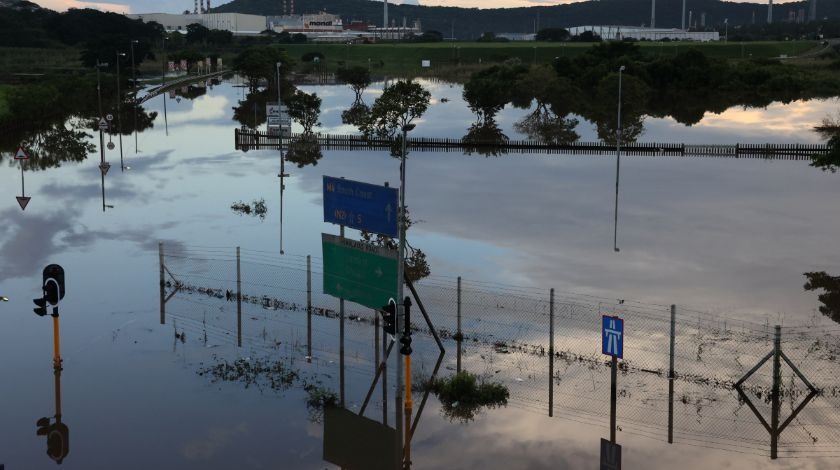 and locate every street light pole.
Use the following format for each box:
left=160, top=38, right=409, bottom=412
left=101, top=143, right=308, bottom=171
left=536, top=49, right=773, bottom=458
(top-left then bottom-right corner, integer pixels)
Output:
left=130, top=40, right=138, bottom=154
left=277, top=61, right=287, bottom=255
left=614, top=65, right=625, bottom=253
left=396, top=122, right=415, bottom=468
left=116, top=52, right=126, bottom=171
